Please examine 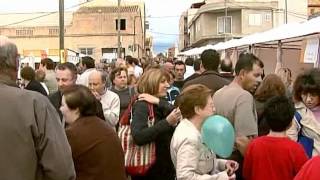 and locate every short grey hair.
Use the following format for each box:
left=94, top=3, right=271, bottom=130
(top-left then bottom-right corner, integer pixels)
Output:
left=0, top=36, right=18, bottom=71
left=91, top=69, right=108, bottom=83
left=98, top=69, right=108, bottom=83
